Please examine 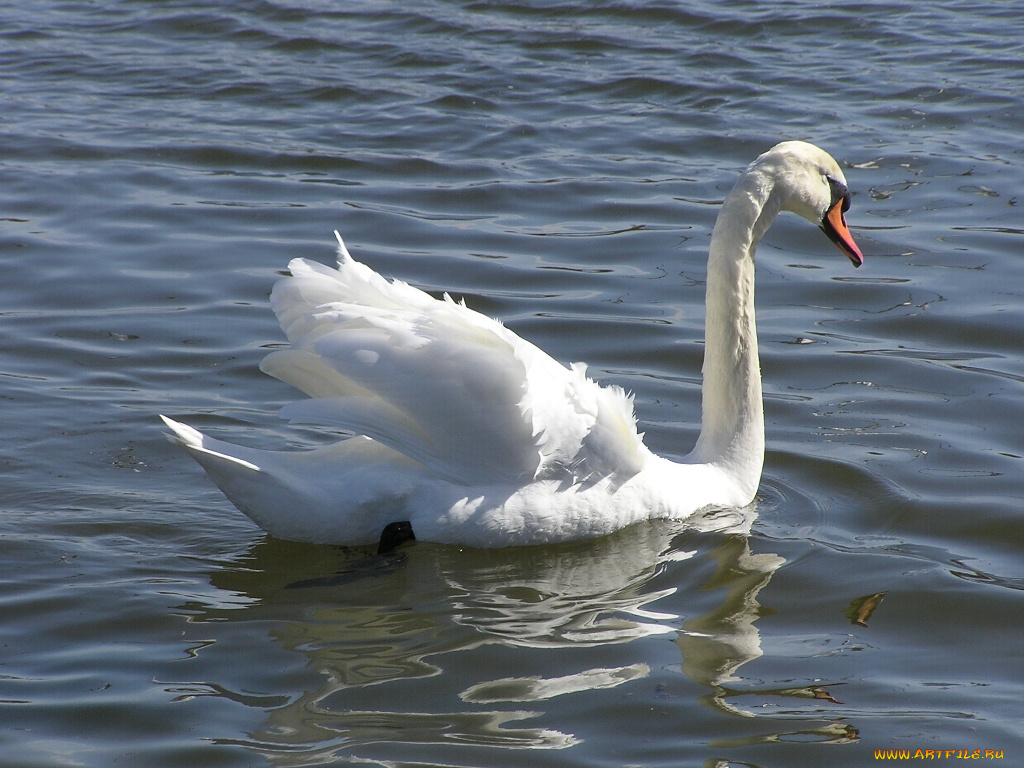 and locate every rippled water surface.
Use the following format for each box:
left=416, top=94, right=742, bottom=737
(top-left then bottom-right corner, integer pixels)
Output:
left=3, top=1, right=1023, bottom=765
